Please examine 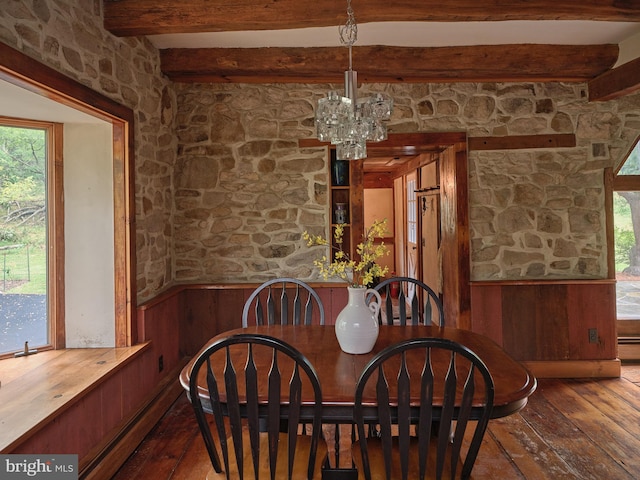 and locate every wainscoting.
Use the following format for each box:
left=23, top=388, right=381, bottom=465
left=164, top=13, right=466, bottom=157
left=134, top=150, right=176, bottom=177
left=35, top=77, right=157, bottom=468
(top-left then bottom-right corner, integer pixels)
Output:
left=139, top=280, right=620, bottom=376
left=471, top=279, right=619, bottom=378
